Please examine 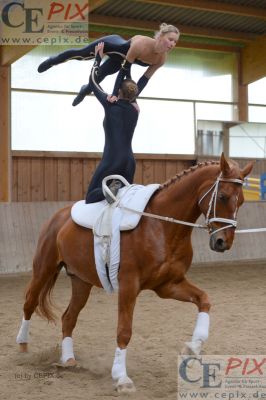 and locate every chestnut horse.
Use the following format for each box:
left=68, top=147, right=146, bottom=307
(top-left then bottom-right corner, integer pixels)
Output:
left=16, top=154, right=252, bottom=393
